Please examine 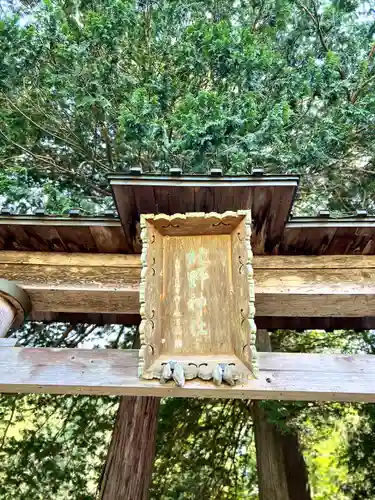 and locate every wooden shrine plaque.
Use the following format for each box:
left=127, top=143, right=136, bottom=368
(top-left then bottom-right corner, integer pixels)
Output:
left=139, top=211, right=257, bottom=386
